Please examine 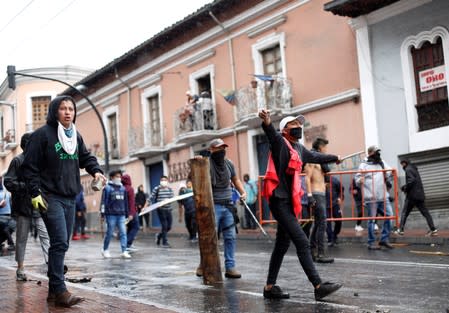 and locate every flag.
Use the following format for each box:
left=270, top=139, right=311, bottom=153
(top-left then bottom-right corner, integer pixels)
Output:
left=217, top=89, right=236, bottom=105
left=253, top=74, right=274, bottom=82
